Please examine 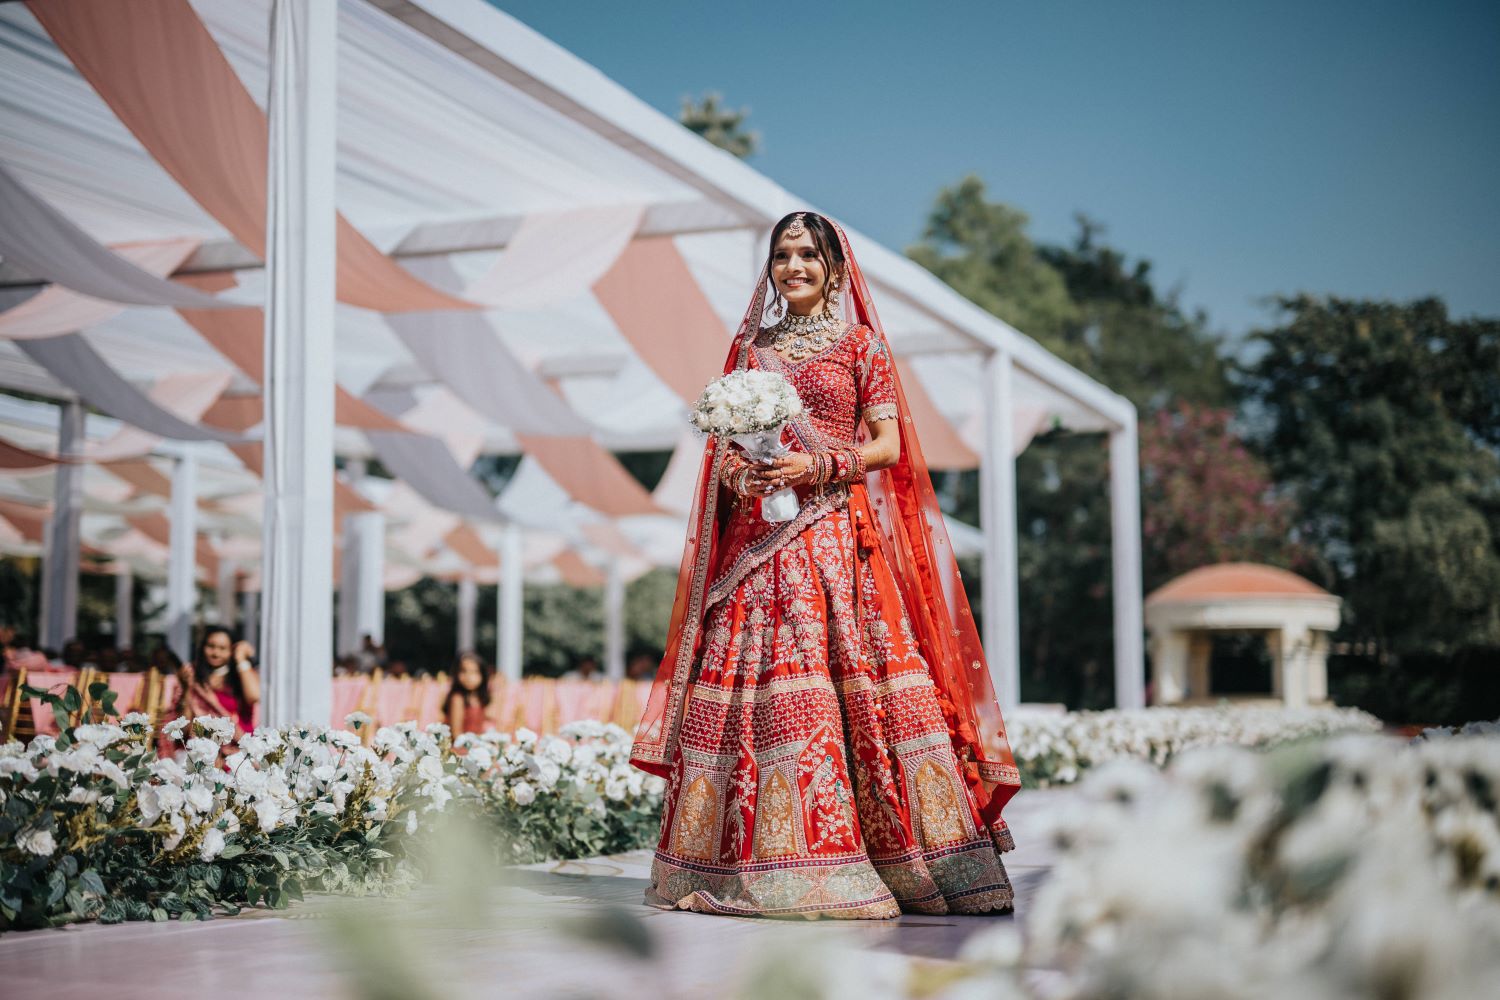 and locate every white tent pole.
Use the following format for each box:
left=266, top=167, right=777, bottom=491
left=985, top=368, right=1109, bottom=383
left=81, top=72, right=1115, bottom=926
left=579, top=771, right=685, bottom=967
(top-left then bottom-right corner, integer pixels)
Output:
left=457, top=575, right=477, bottom=654
left=353, top=511, right=385, bottom=648
left=166, top=451, right=199, bottom=662
left=215, top=555, right=237, bottom=629
left=40, top=399, right=83, bottom=651
left=260, top=0, right=336, bottom=727
left=603, top=556, right=625, bottom=680
left=980, top=348, right=1021, bottom=712
left=498, top=521, right=523, bottom=680
left=1110, top=420, right=1145, bottom=709
left=241, top=590, right=260, bottom=651
left=114, top=567, right=133, bottom=651
left=336, top=524, right=357, bottom=657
